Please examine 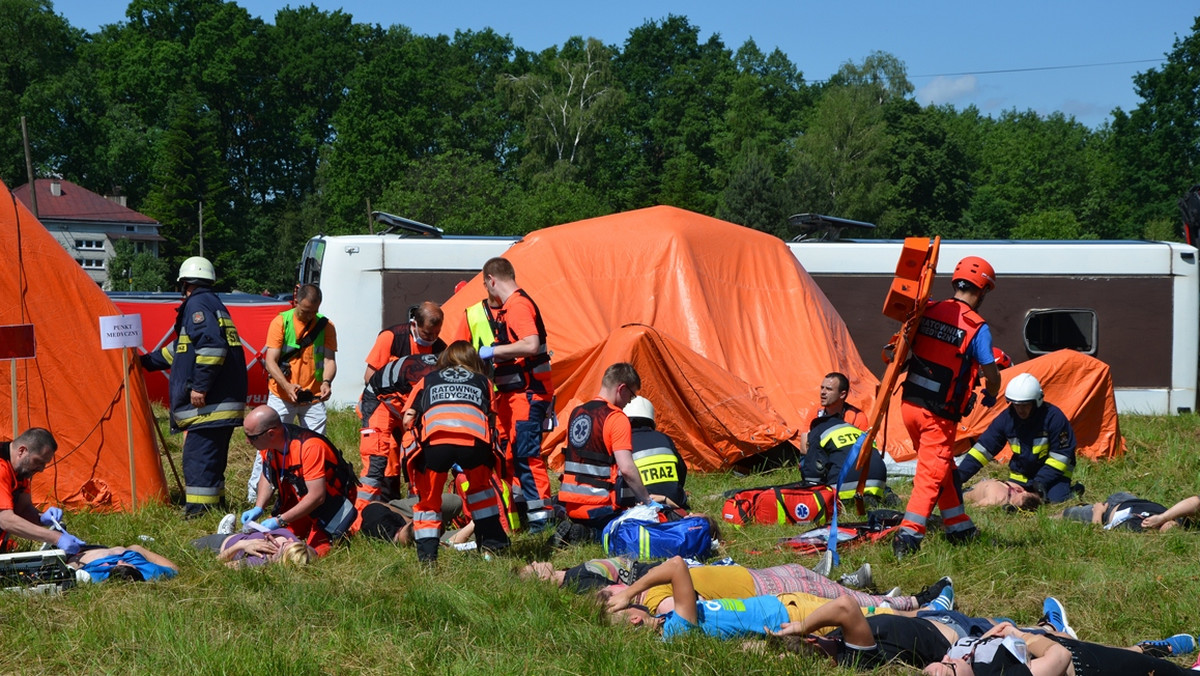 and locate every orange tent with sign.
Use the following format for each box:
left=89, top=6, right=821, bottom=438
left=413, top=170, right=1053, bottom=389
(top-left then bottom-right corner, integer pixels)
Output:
left=880, top=349, right=1125, bottom=463
left=0, top=180, right=167, bottom=511
left=440, top=205, right=879, bottom=471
